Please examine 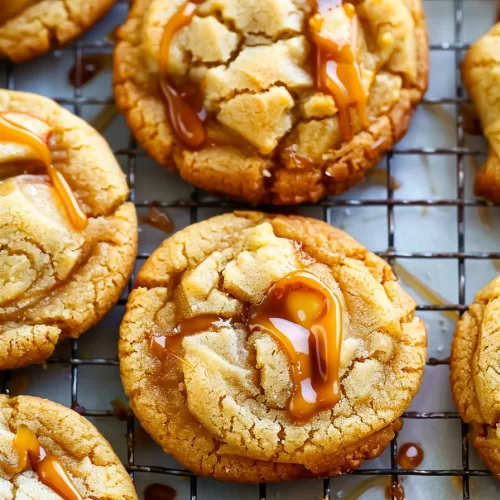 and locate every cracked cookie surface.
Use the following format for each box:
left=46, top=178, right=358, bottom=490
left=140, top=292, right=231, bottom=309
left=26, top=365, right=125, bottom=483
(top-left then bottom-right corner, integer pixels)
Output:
left=463, top=22, right=500, bottom=204
left=0, top=395, right=137, bottom=499
left=119, top=211, right=426, bottom=481
left=0, top=0, right=116, bottom=63
left=113, top=0, right=428, bottom=204
left=451, top=275, right=500, bottom=478
left=0, top=90, right=138, bottom=370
